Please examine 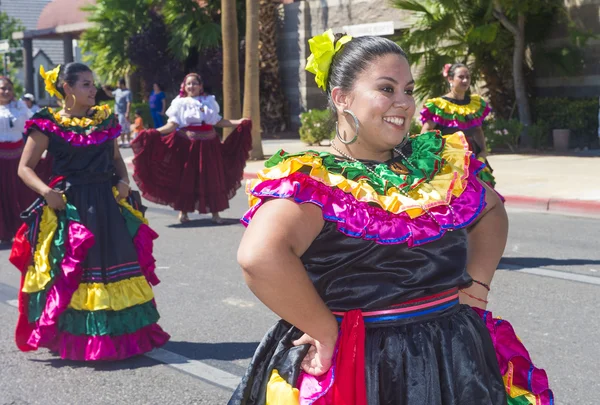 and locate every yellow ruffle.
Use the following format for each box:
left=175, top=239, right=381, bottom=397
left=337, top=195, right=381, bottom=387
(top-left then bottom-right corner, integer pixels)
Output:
left=112, top=187, right=149, bottom=225
left=22, top=206, right=58, bottom=294
left=50, top=105, right=112, bottom=127
left=266, top=369, right=300, bottom=405
left=68, top=276, right=154, bottom=311
left=250, top=132, right=472, bottom=219
left=426, top=94, right=485, bottom=117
